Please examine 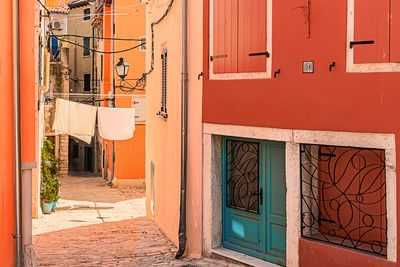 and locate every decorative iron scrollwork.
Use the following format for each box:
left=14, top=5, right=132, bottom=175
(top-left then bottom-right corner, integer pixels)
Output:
left=300, top=144, right=387, bottom=256
left=226, top=140, right=260, bottom=214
